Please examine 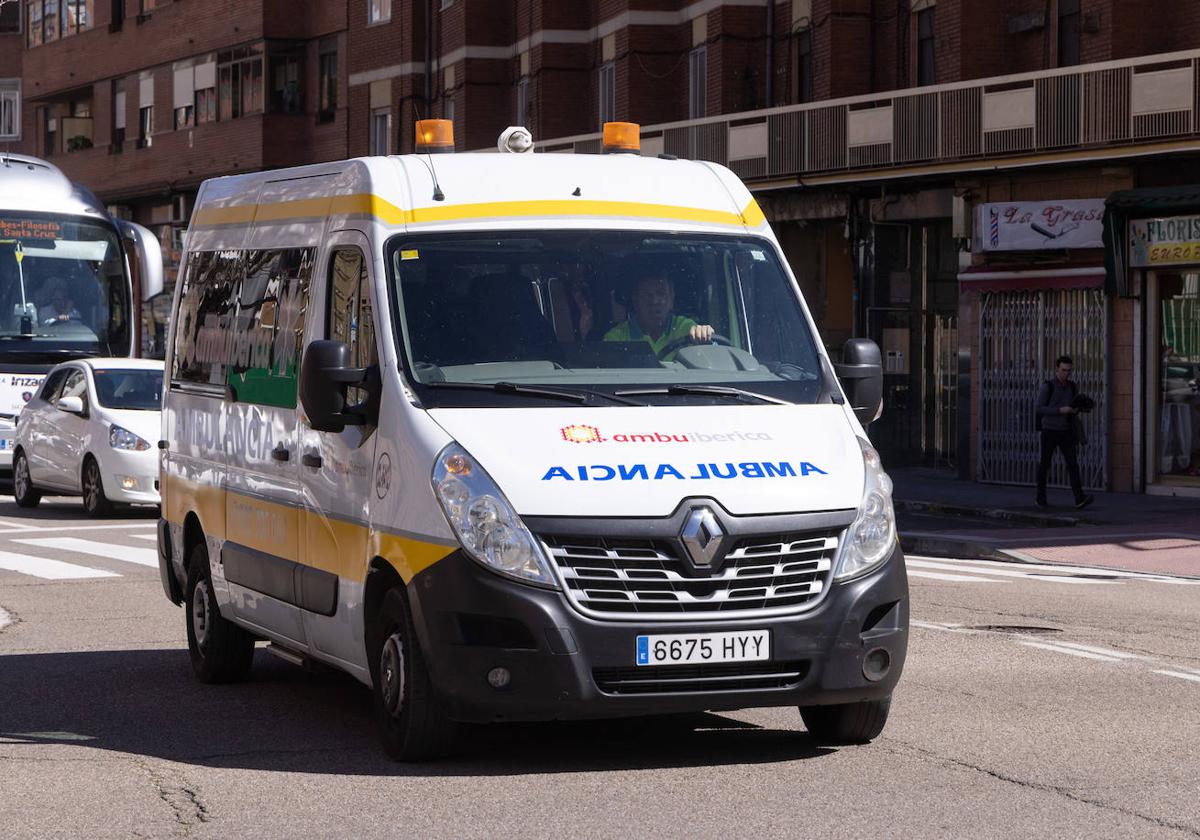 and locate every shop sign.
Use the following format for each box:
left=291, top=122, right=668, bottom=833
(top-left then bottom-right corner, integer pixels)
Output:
left=976, top=199, right=1105, bottom=251
left=1129, top=216, right=1200, bottom=267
